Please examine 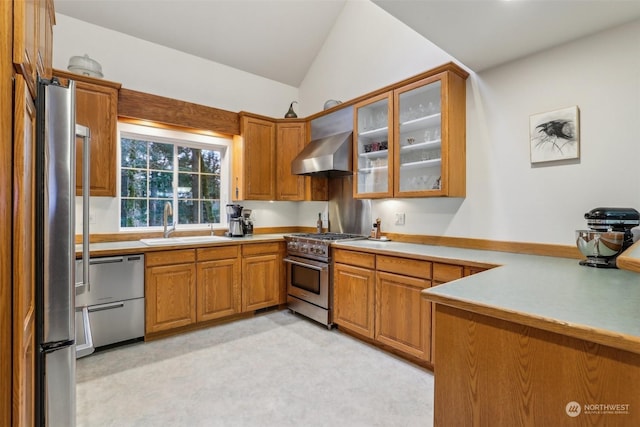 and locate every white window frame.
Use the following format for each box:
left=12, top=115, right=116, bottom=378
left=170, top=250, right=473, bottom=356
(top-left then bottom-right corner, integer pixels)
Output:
left=118, top=122, right=232, bottom=231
